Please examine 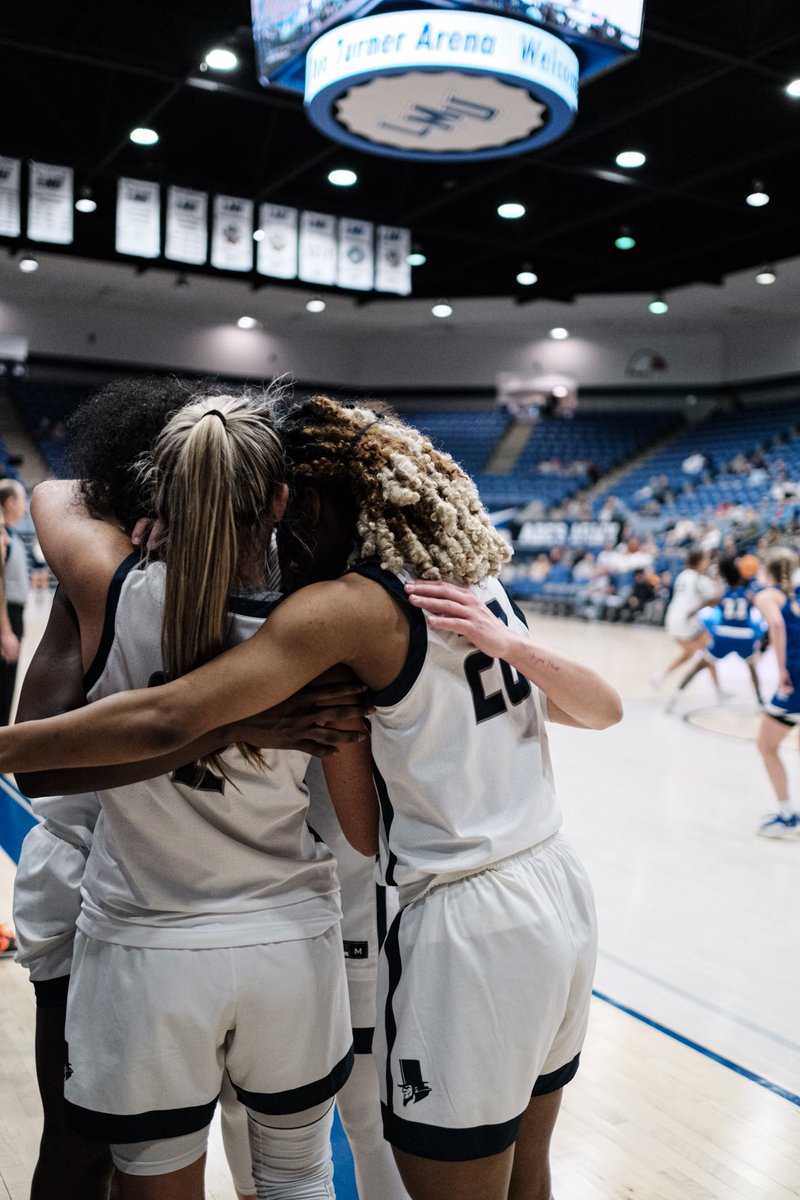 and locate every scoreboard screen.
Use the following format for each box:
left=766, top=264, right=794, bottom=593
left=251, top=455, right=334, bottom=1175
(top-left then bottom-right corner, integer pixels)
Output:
left=253, top=0, right=644, bottom=88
